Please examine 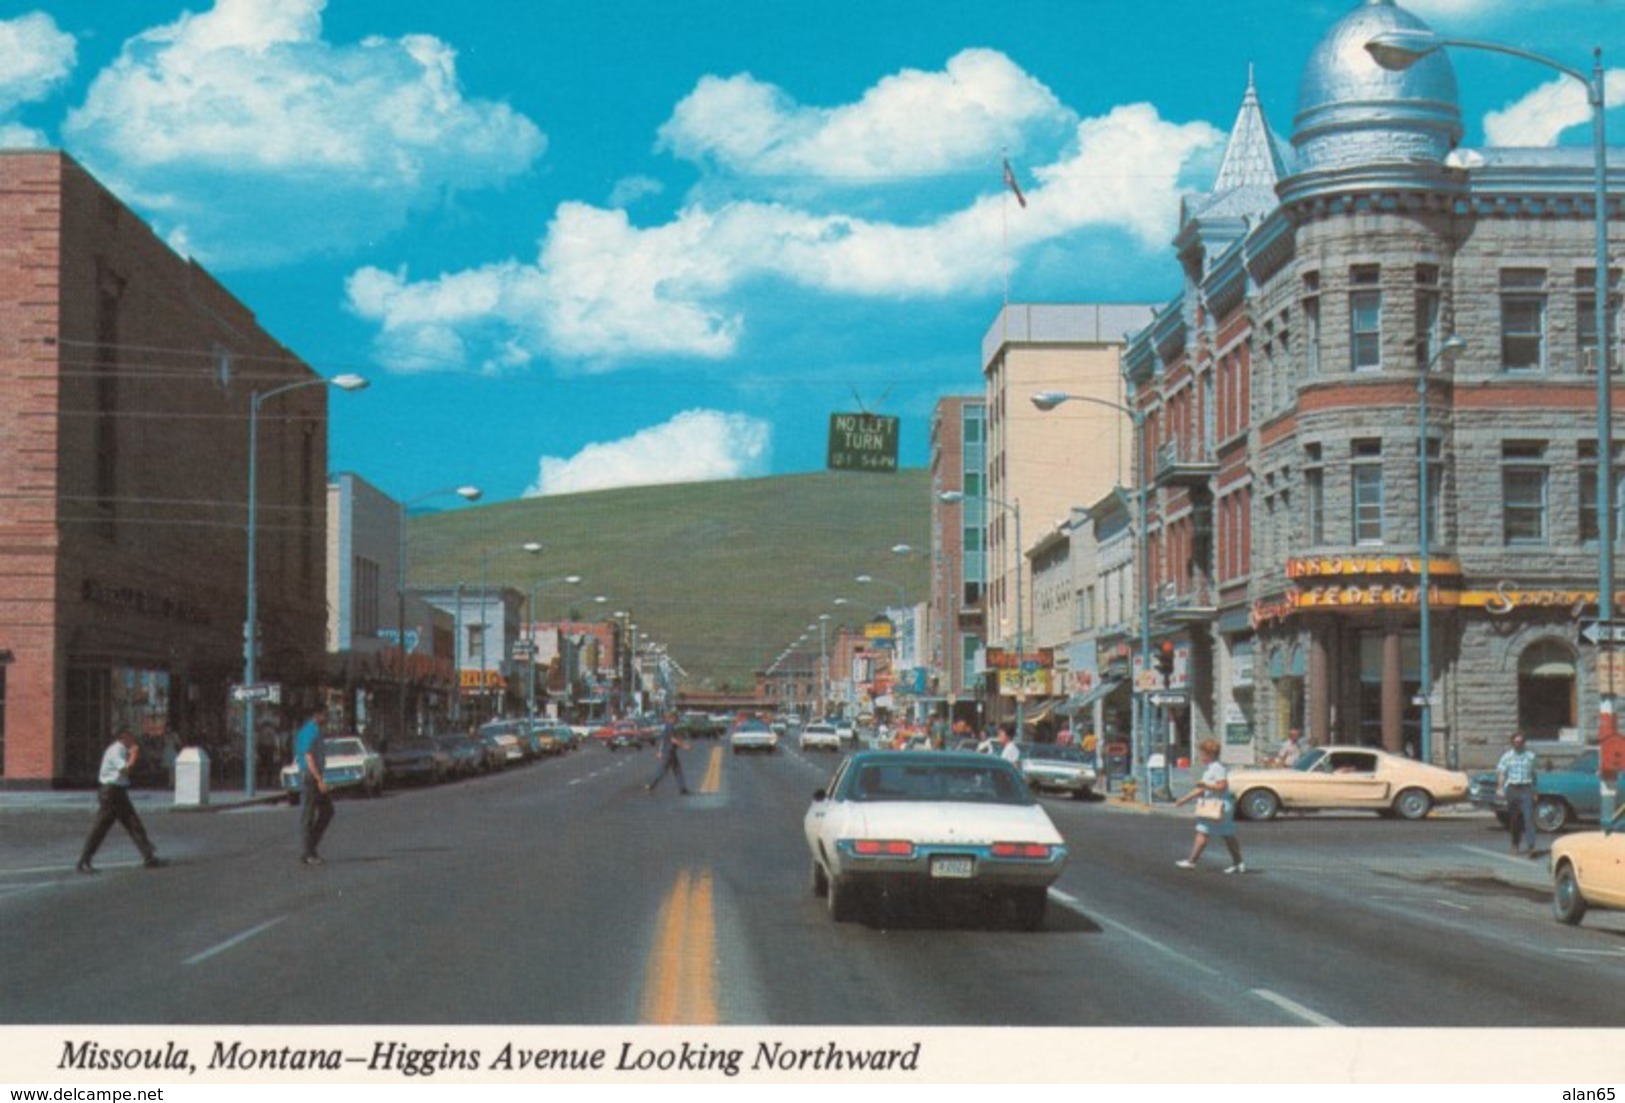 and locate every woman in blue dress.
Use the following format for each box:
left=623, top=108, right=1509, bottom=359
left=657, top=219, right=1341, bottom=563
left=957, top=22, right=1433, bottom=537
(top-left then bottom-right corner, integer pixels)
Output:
left=1173, top=738, right=1245, bottom=874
